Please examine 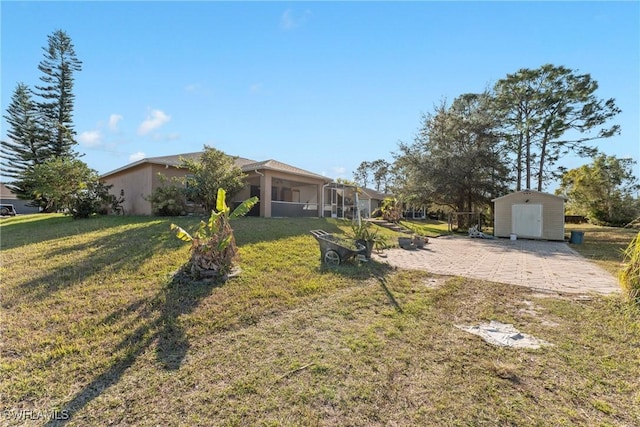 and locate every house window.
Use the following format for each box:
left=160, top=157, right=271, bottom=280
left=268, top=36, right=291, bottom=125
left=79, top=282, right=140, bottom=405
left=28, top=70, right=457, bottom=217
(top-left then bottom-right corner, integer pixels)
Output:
left=281, top=187, right=292, bottom=202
